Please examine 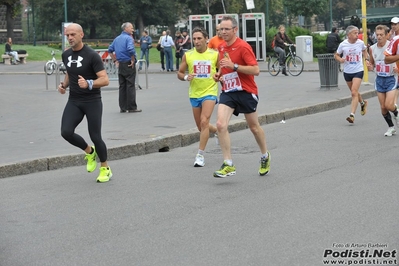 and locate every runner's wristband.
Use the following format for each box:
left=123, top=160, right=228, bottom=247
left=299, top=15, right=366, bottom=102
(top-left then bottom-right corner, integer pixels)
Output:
left=87, top=79, right=93, bottom=90
left=184, top=75, right=188, bottom=81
